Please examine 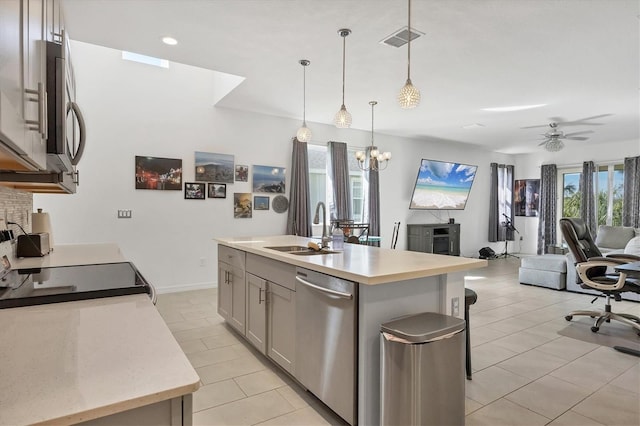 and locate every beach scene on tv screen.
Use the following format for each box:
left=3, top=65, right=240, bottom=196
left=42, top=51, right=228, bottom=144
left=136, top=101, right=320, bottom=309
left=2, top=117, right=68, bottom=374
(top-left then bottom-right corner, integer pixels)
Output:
left=410, top=160, right=477, bottom=209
